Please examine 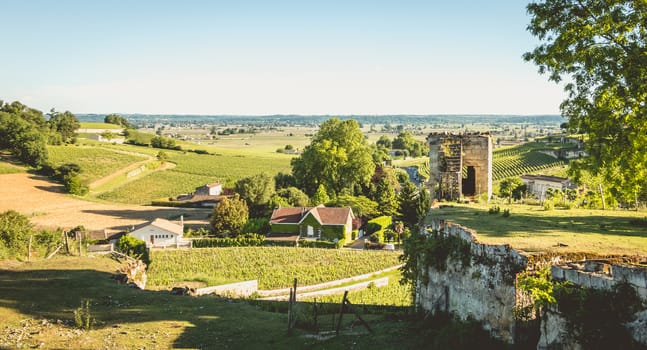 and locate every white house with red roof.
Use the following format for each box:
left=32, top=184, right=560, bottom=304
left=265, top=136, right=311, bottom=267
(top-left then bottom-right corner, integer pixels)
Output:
left=129, top=218, right=188, bottom=248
